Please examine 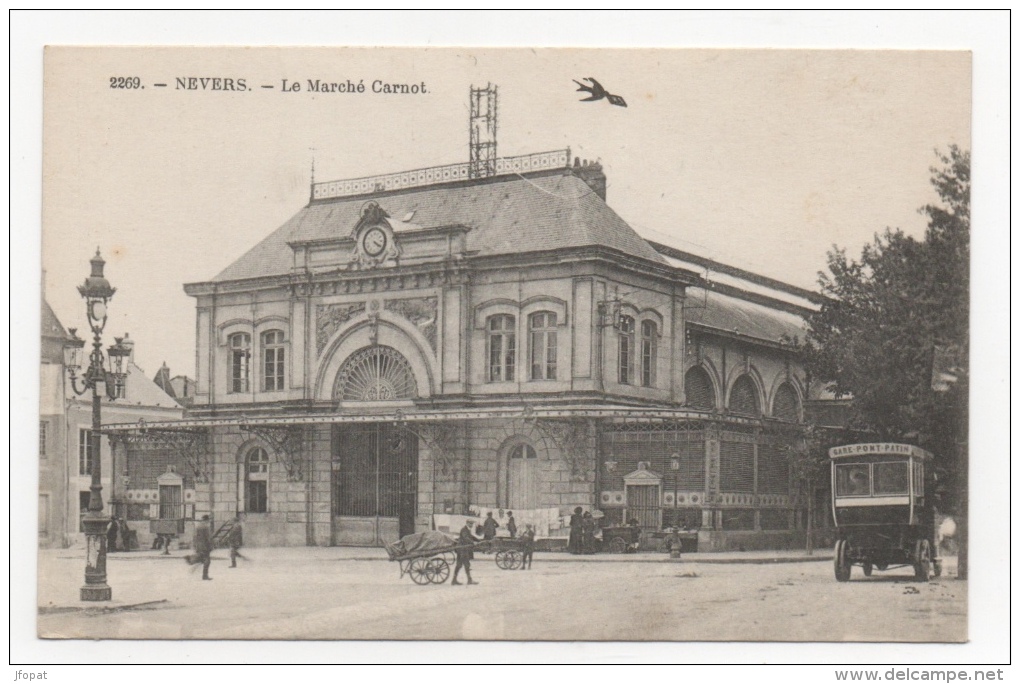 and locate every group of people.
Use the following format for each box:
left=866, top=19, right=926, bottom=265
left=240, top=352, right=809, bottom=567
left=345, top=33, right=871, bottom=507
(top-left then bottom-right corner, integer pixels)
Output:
left=451, top=512, right=537, bottom=586
left=567, top=506, right=600, bottom=555
left=188, top=514, right=244, bottom=581
left=105, top=515, right=135, bottom=552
